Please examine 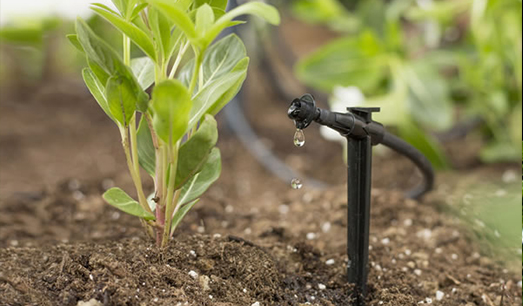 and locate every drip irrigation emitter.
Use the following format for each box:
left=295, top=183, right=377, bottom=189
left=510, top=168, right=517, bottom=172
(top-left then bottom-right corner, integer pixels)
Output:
left=288, top=94, right=435, bottom=306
